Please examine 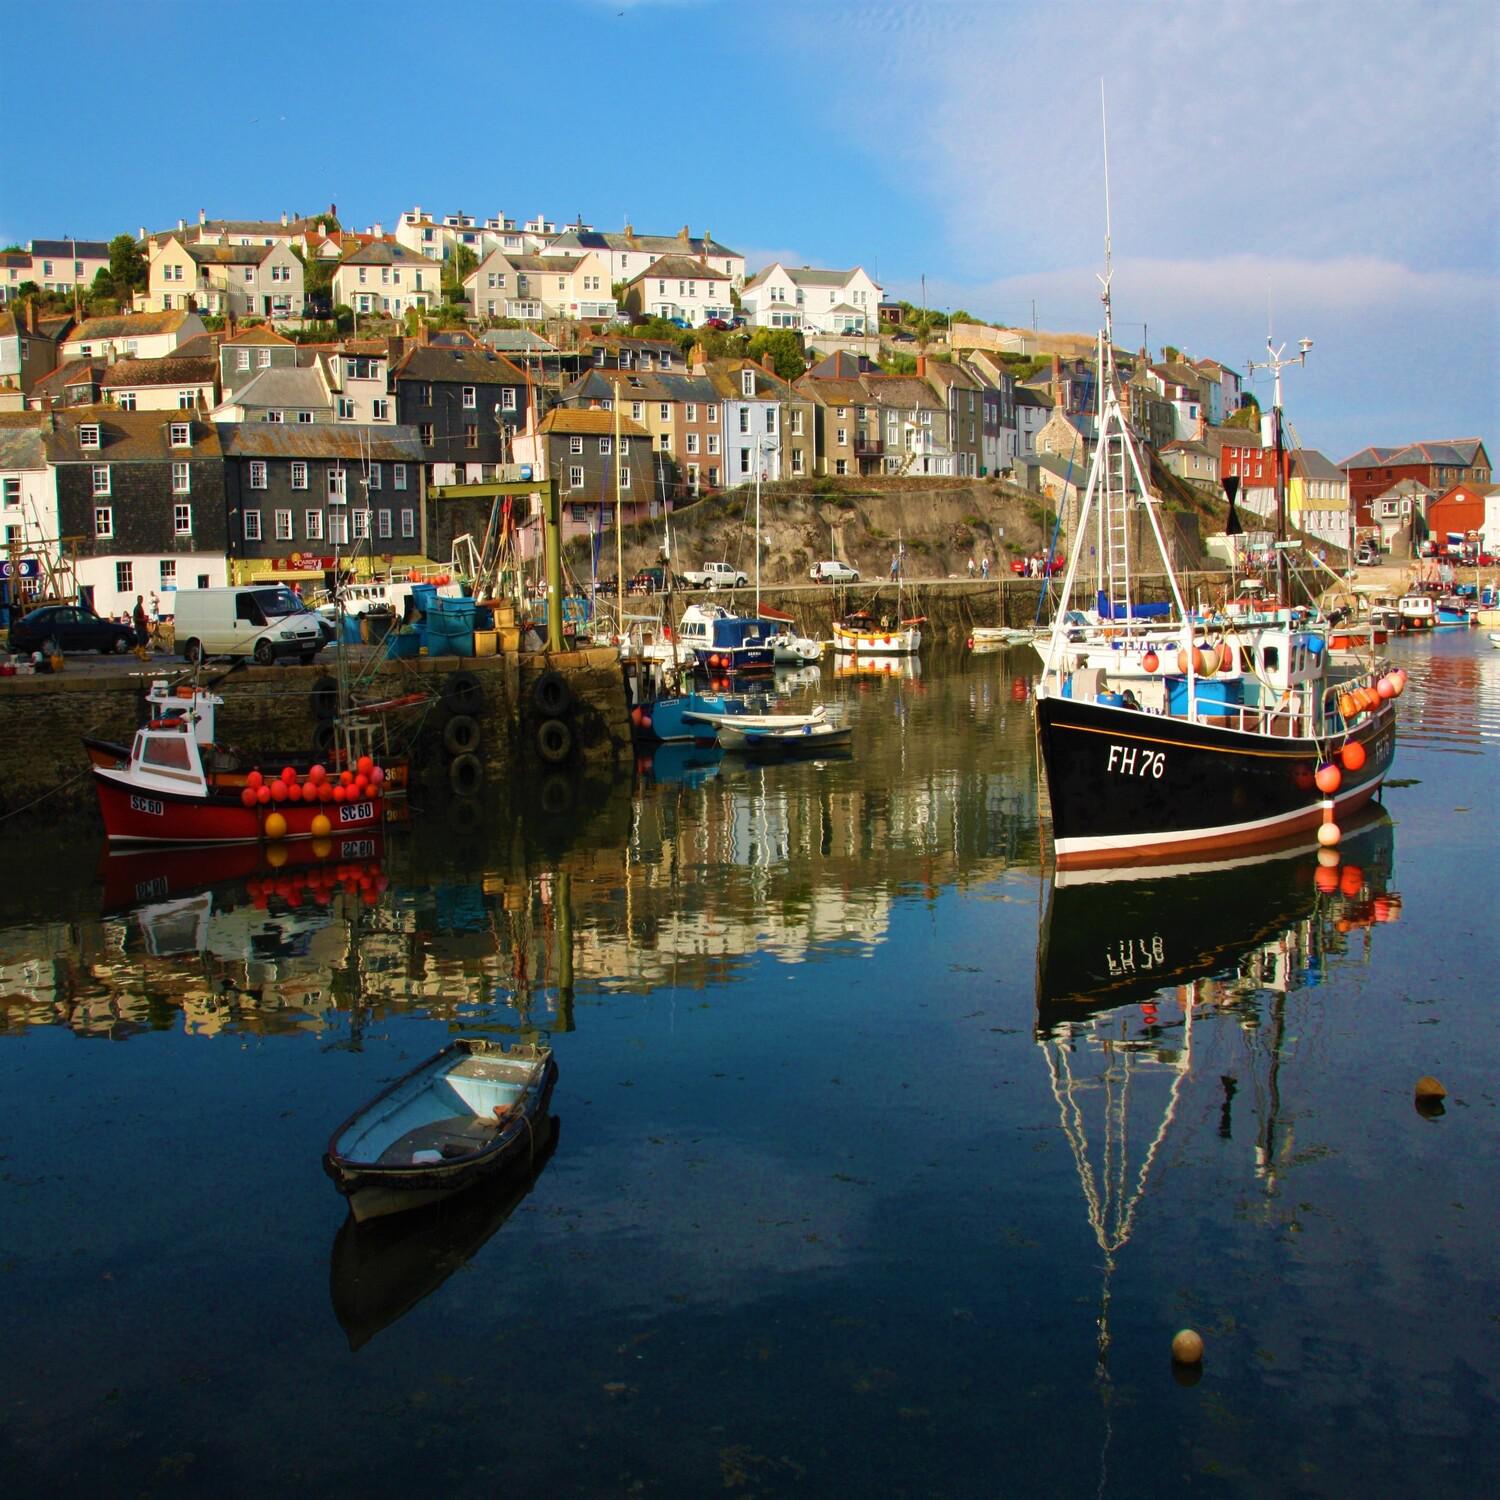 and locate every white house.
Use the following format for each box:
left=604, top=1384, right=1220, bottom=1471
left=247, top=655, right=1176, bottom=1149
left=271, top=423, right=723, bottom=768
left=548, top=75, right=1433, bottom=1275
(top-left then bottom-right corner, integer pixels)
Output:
left=741, top=264, right=882, bottom=335
left=100, top=357, right=218, bottom=413
left=332, top=243, right=440, bottom=319
left=540, top=224, right=746, bottom=290
left=465, top=248, right=616, bottom=322
left=146, top=234, right=304, bottom=319
left=61, top=311, right=206, bottom=364
left=1, top=240, right=111, bottom=304
left=621, top=256, right=734, bottom=326
left=0, top=417, right=58, bottom=586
